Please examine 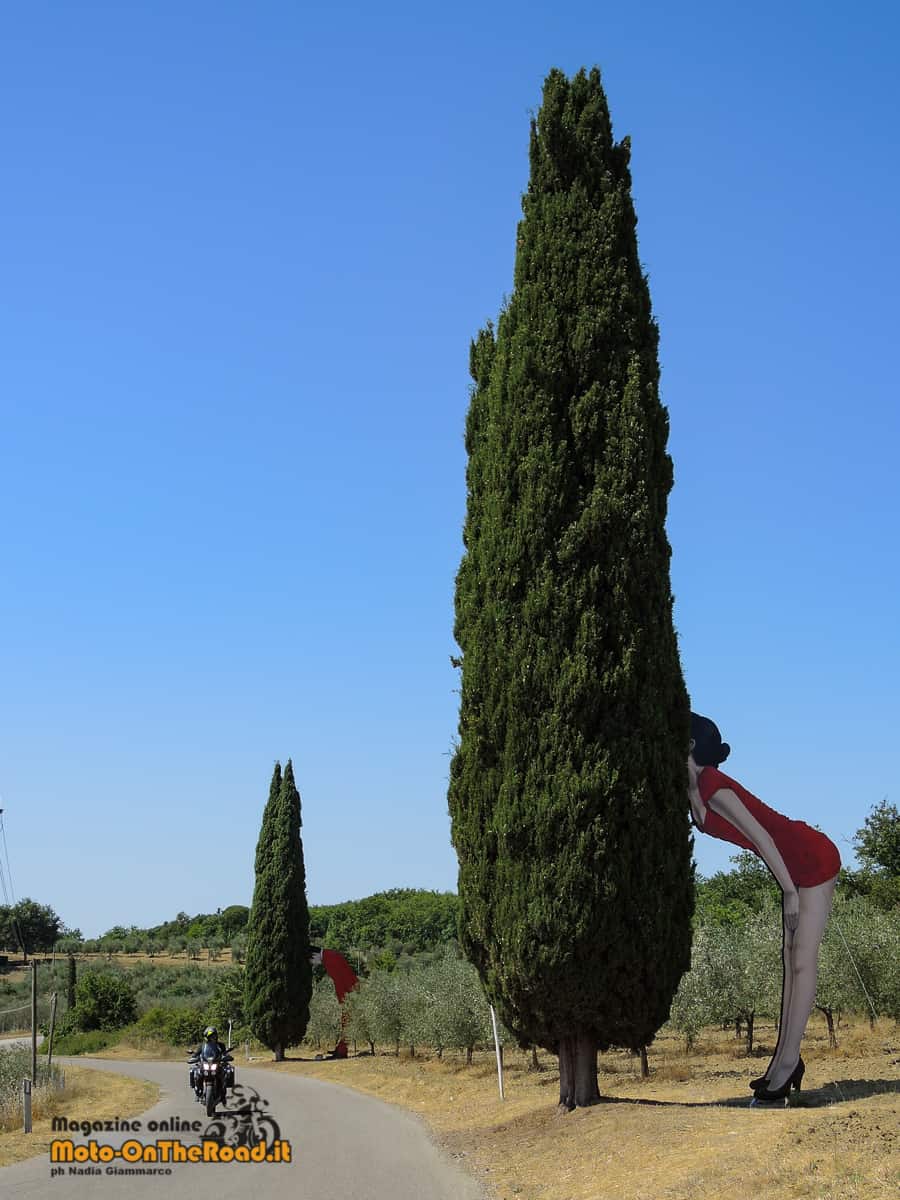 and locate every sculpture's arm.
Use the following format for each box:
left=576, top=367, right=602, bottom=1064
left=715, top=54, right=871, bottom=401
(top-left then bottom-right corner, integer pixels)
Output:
left=707, top=787, right=800, bottom=928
